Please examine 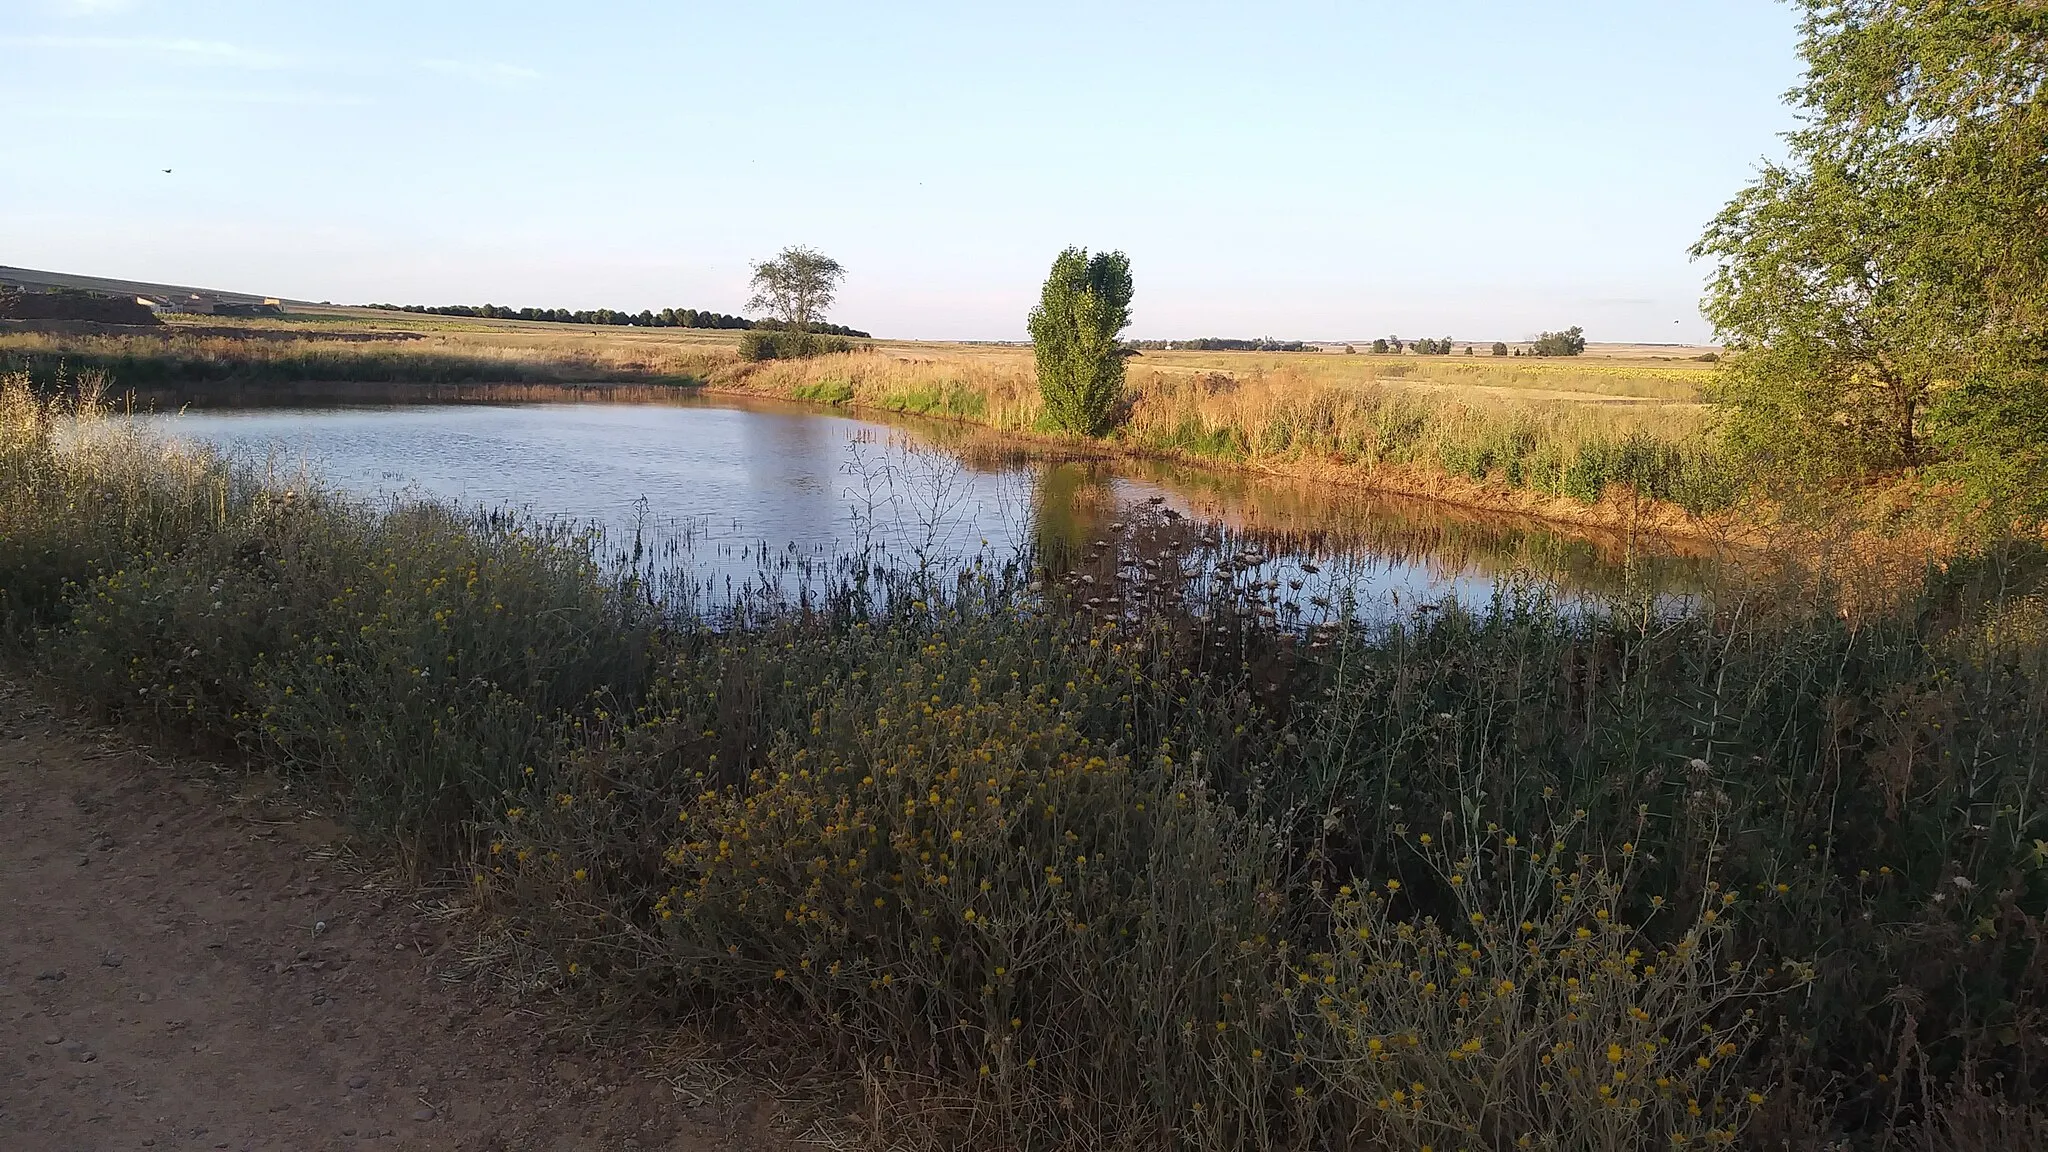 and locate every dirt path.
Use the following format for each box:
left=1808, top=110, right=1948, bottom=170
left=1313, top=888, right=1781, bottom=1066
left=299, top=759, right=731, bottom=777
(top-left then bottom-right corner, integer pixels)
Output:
left=0, top=680, right=785, bottom=1152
